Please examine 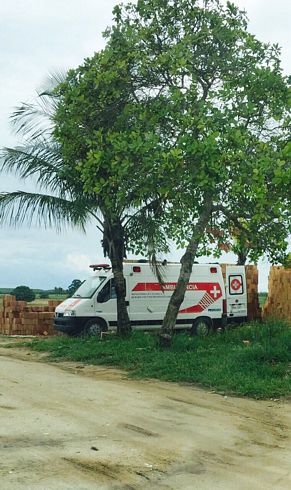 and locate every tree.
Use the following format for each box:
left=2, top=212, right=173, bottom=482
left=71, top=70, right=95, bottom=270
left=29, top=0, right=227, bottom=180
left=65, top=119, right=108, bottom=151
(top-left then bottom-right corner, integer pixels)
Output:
left=39, top=291, right=50, bottom=299
left=54, top=287, right=65, bottom=294
left=0, top=59, right=168, bottom=336
left=11, top=285, right=35, bottom=302
left=67, top=279, right=82, bottom=297
left=108, top=0, right=290, bottom=335
left=52, top=48, right=170, bottom=334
